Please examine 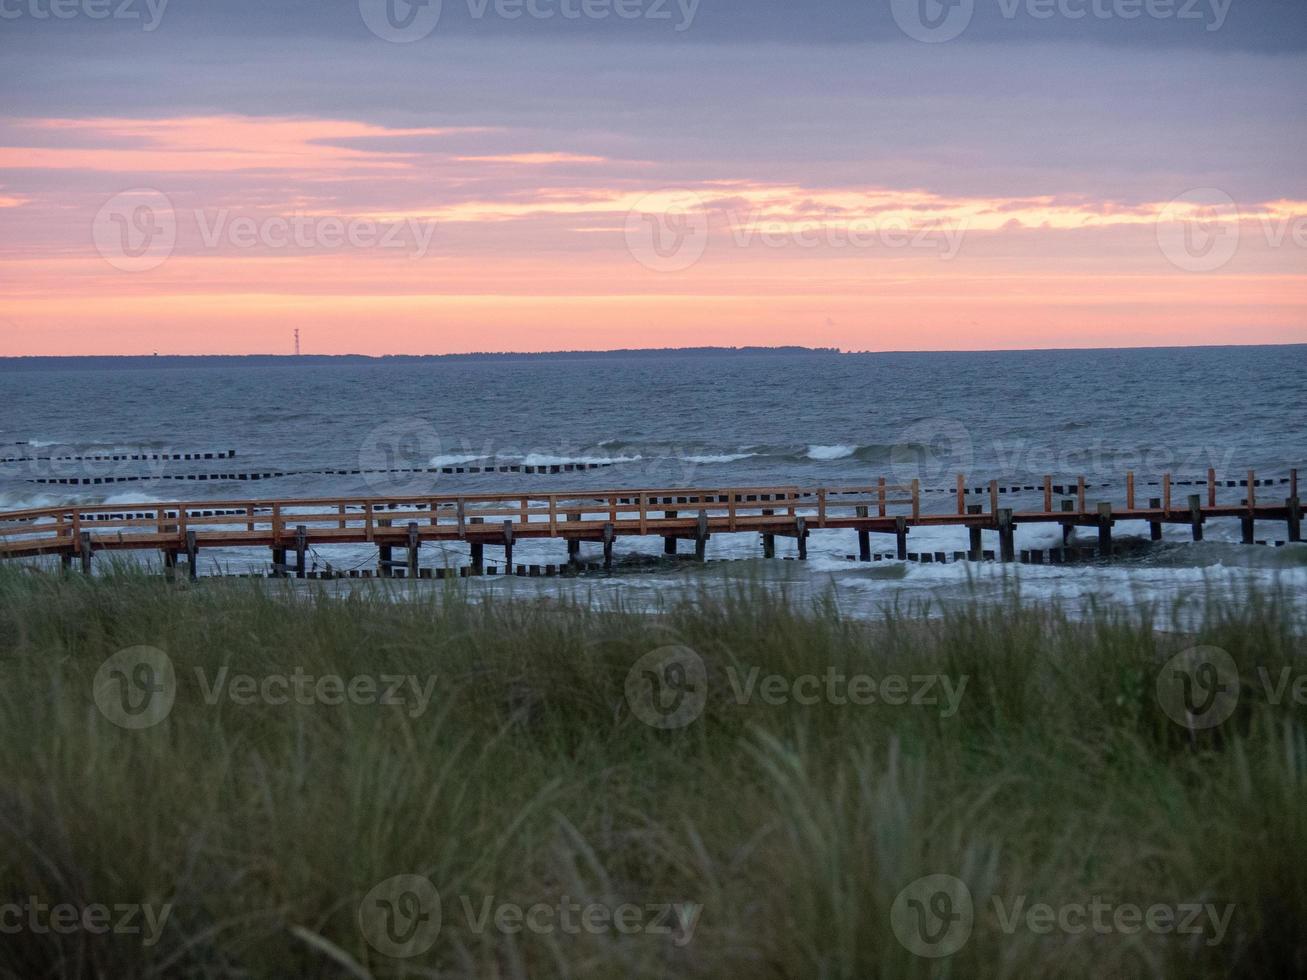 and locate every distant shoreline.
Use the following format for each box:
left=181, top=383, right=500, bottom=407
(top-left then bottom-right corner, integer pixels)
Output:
left=0, top=347, right=841, bottom=371
left=0, top=343, right=1302, bottom=371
